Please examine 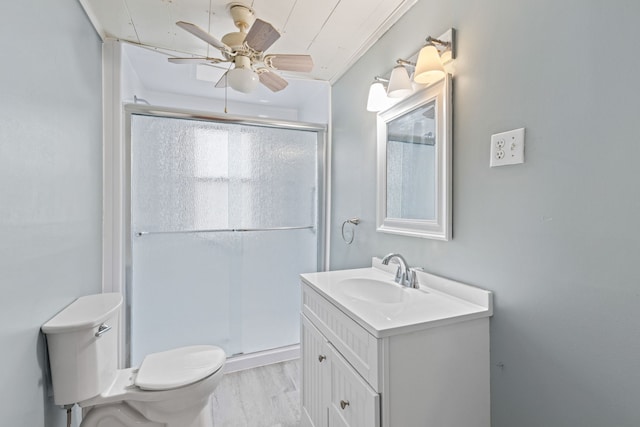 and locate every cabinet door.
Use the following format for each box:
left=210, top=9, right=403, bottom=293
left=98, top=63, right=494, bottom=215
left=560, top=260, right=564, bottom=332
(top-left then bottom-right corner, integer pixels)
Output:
left=301, top=315, right=330, bottom=427
left=328, top=344, right=380, bottom=427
